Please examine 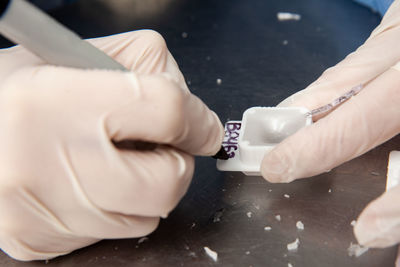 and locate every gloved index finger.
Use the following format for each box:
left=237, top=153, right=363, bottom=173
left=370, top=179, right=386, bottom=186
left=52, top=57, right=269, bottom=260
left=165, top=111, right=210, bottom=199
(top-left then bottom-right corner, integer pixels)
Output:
left=106, top=73, right=225, bottom=156
left=17, top=64, right=224, bottom=157
left=261, top=65, right=400, bottom=183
